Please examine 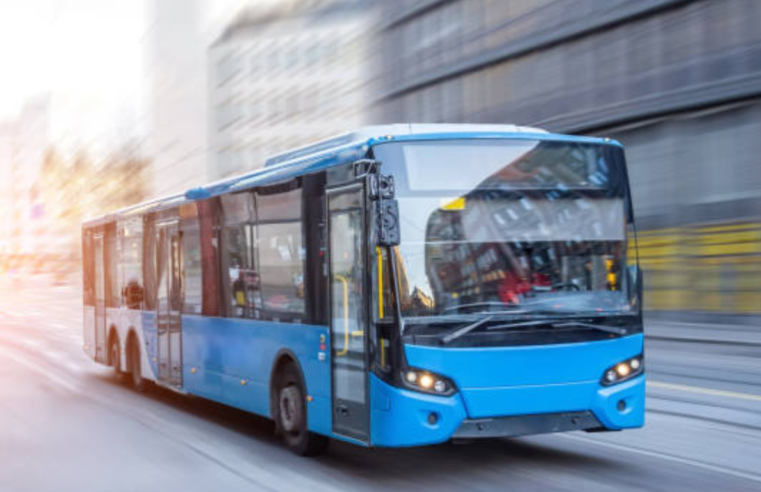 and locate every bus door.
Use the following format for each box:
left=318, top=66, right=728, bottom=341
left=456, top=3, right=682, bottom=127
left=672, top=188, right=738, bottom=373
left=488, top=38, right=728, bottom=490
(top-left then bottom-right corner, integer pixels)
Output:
left=156, top=220, right=183, bottom=387
left=327, top=183, right=370, bottom=443
left=92, top=232, right=107, bottom=364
